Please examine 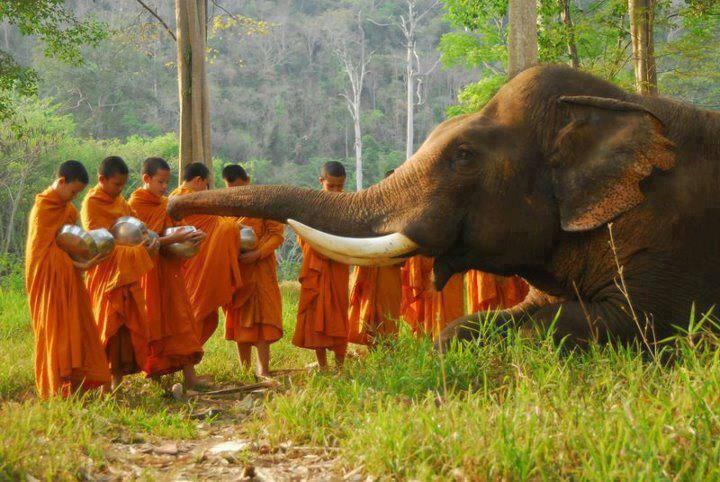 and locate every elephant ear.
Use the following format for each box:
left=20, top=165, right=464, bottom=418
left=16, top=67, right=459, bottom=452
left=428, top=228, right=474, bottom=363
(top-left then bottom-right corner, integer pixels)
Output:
left=551, top=95, right=676, bottom=232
